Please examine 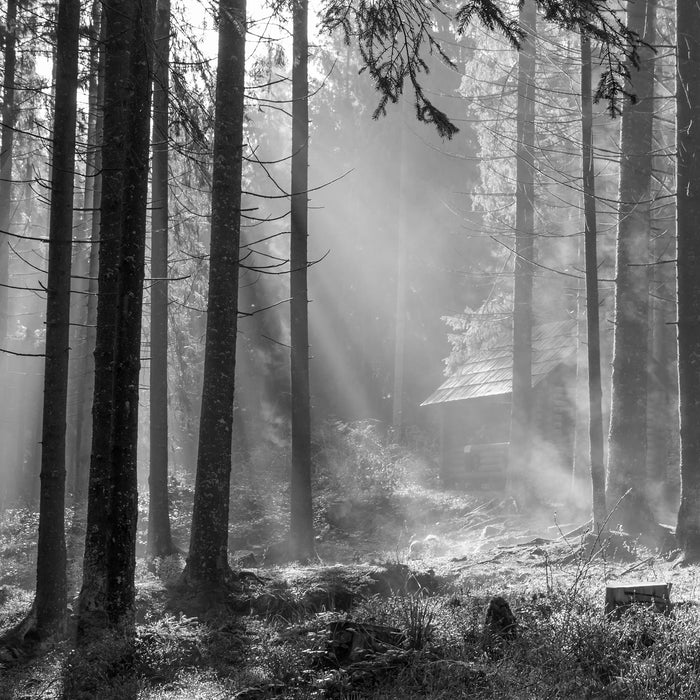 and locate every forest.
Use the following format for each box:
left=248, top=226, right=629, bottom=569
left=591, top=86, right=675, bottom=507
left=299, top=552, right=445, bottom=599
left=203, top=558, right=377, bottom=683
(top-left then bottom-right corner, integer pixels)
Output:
left=0, top=0, right=699, bottom=696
